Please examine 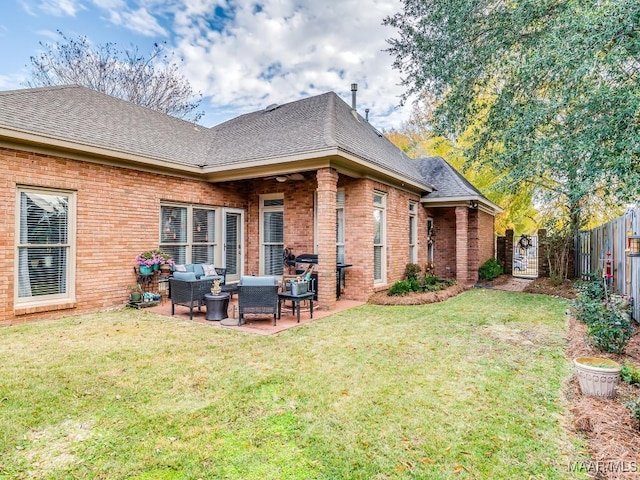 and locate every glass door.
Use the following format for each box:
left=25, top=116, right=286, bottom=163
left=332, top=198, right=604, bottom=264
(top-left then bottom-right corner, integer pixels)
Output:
left=224, top=209, right=243, bottom=283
